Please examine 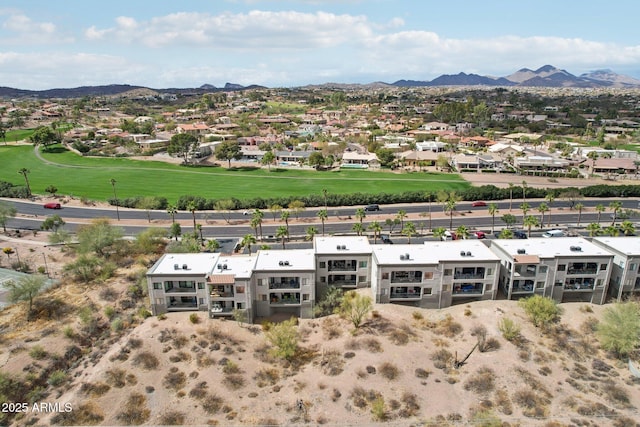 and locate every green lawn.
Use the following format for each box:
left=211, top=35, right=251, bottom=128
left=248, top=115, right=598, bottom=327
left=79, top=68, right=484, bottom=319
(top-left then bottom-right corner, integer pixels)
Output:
left=3, top=129, right=35, bottom=143
left=0, top=145, right=470, bottom=201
